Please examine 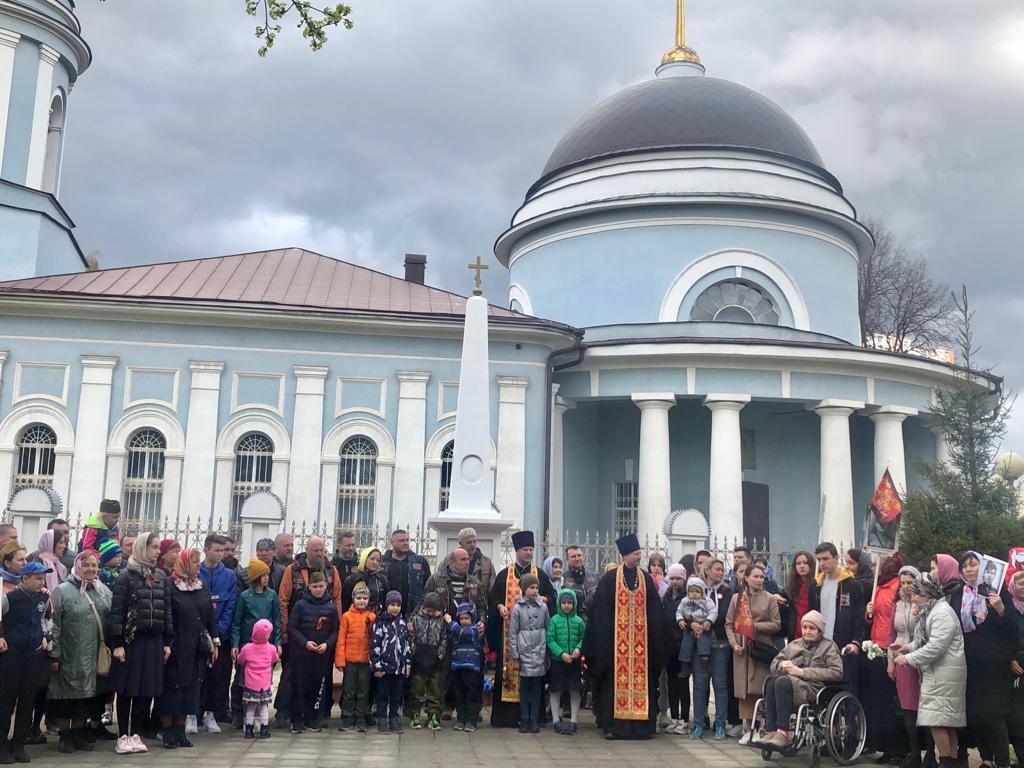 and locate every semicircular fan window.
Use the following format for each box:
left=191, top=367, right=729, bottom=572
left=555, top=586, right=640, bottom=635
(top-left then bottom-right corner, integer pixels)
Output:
left=689, top=280, right=780, bottom=325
